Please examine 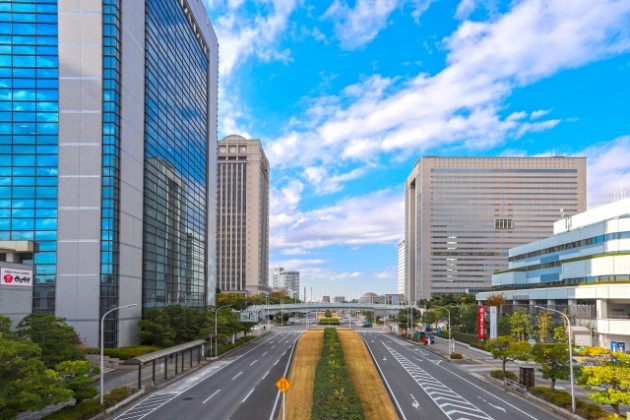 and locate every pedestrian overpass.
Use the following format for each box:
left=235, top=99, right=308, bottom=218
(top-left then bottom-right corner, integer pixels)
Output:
left=243, top=302, right=408, bottom=315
